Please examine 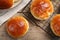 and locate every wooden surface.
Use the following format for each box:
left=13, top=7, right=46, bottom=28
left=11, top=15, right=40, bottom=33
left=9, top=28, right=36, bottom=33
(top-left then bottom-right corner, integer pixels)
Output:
left=0, top=13, right=51, bottom=40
